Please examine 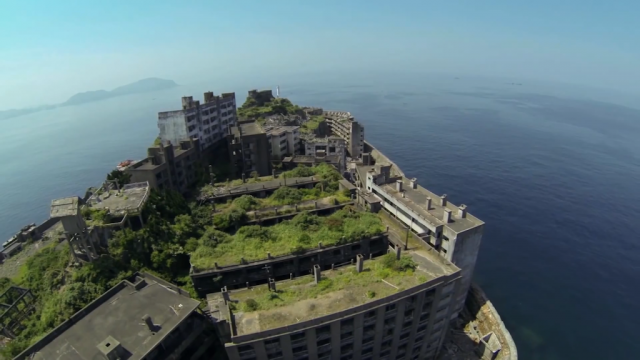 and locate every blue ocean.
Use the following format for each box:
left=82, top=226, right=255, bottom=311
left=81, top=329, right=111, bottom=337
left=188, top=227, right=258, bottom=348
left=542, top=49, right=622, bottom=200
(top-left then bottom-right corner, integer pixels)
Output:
left=1, top=72, right=639, bottom=359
